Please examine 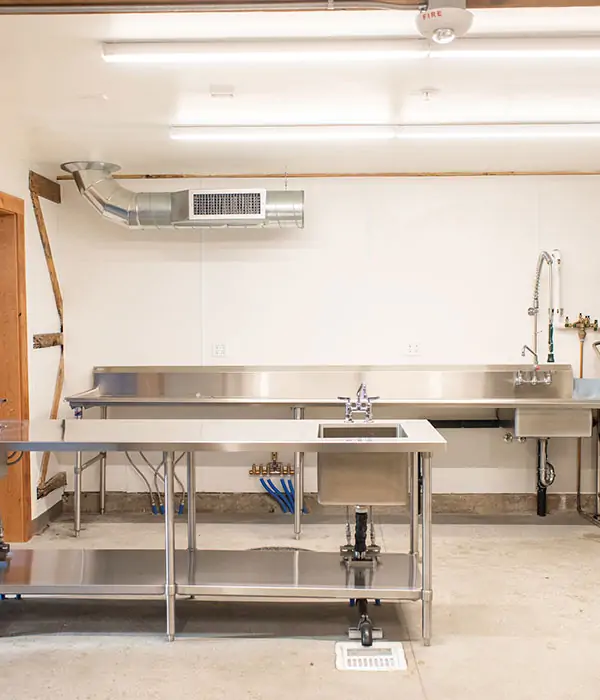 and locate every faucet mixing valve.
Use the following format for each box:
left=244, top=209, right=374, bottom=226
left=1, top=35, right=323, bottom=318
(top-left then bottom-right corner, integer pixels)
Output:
left=339, top=383, right=379, bottom=423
